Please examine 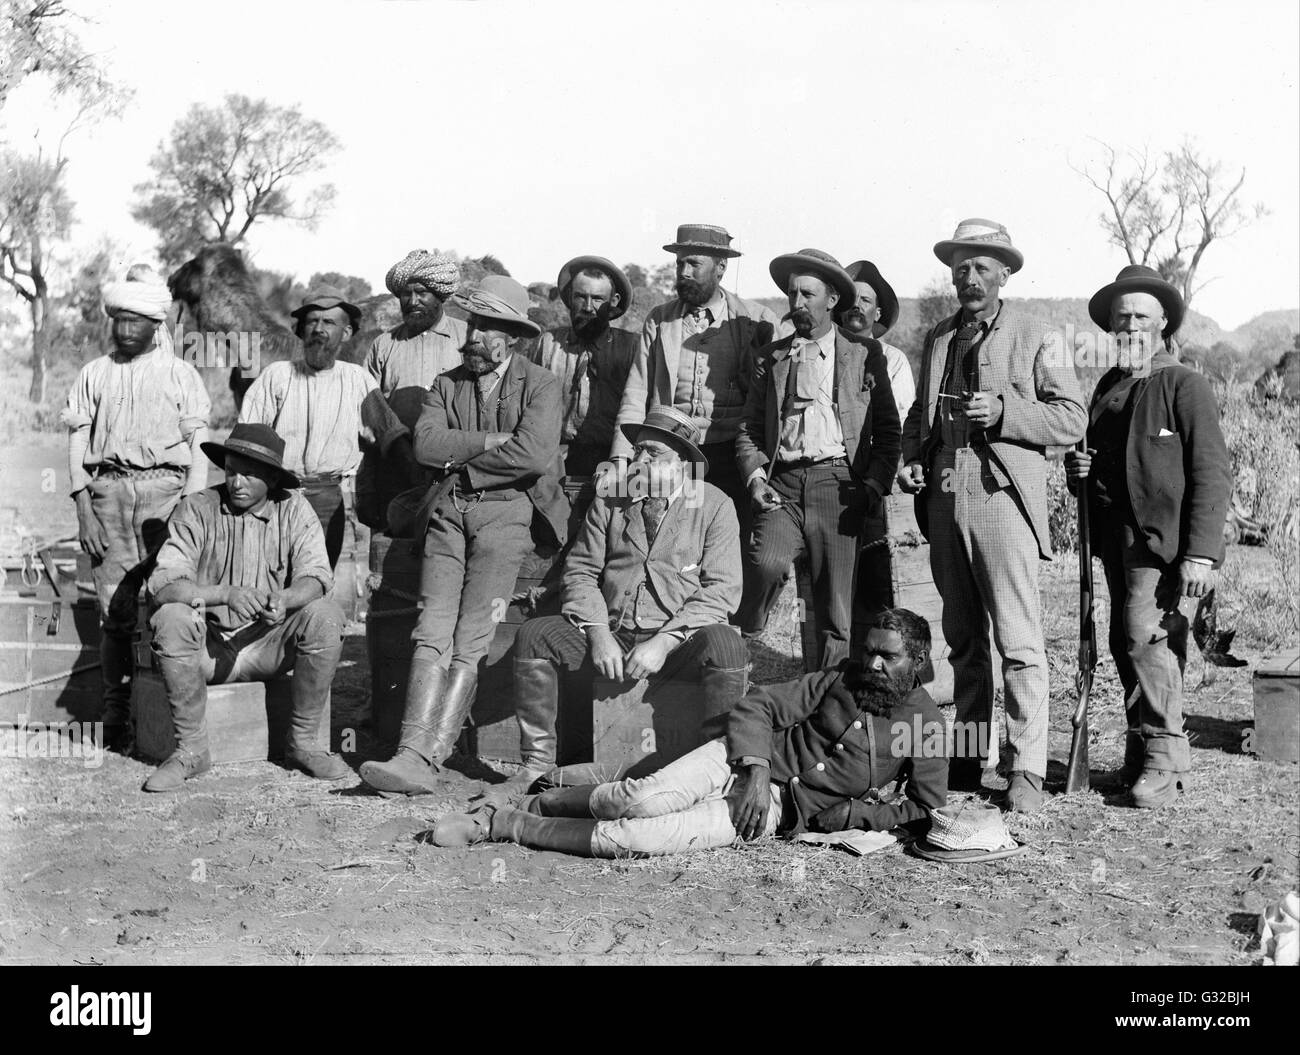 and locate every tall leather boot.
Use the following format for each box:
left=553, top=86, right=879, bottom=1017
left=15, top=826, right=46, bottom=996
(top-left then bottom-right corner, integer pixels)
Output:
left=1118, top=729, right=1144, bottom=787
left=359, top=658, right=449, bottom=795
left=698, top=662, right=748, bottom=741
left=474, top=658, right=560, bottom=811
left=284, top=639, right=350, bottom=781
left=144, top=652, right=211, bottom=793
left=101, top=632, right=135, bottom=753
left=531, top=784, right=597, bottom=818
left=490, top=805, right=598, bottom=856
